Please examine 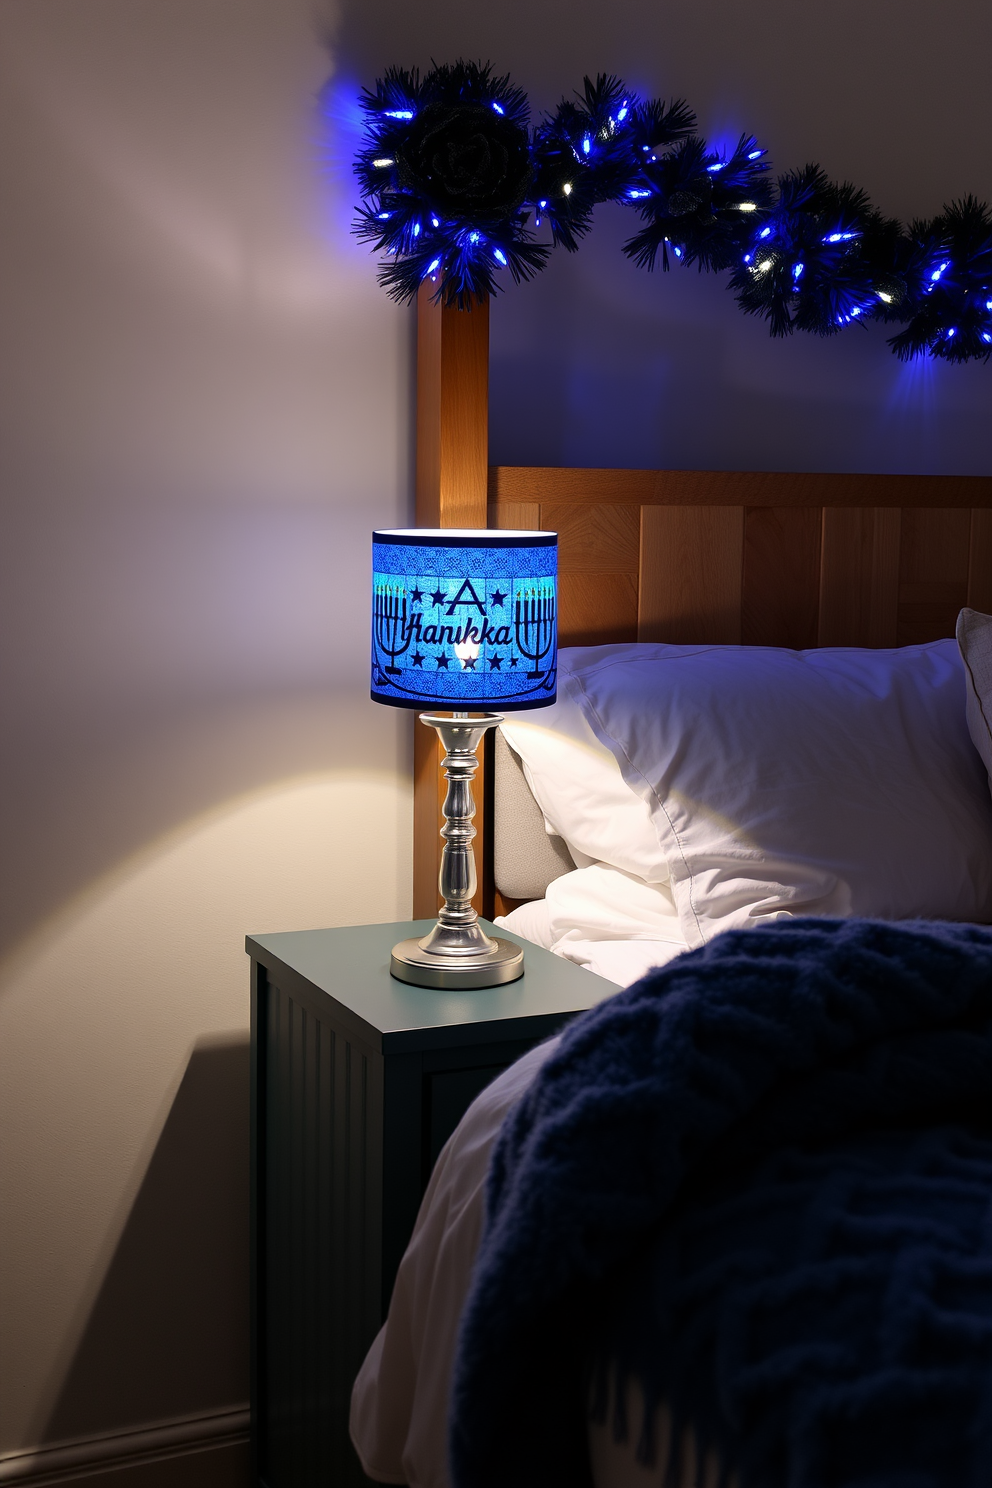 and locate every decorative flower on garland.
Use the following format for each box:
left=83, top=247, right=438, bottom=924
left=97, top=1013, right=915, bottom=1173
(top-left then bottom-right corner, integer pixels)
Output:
left=352, top=61, right=992, bottom=362
left=354, top=62, right=548, bottom=307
